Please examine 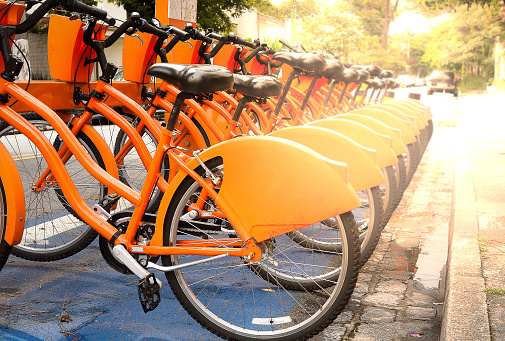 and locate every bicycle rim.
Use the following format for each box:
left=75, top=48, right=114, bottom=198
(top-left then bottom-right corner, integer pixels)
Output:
left=163, top=158, right=360, bottom=340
